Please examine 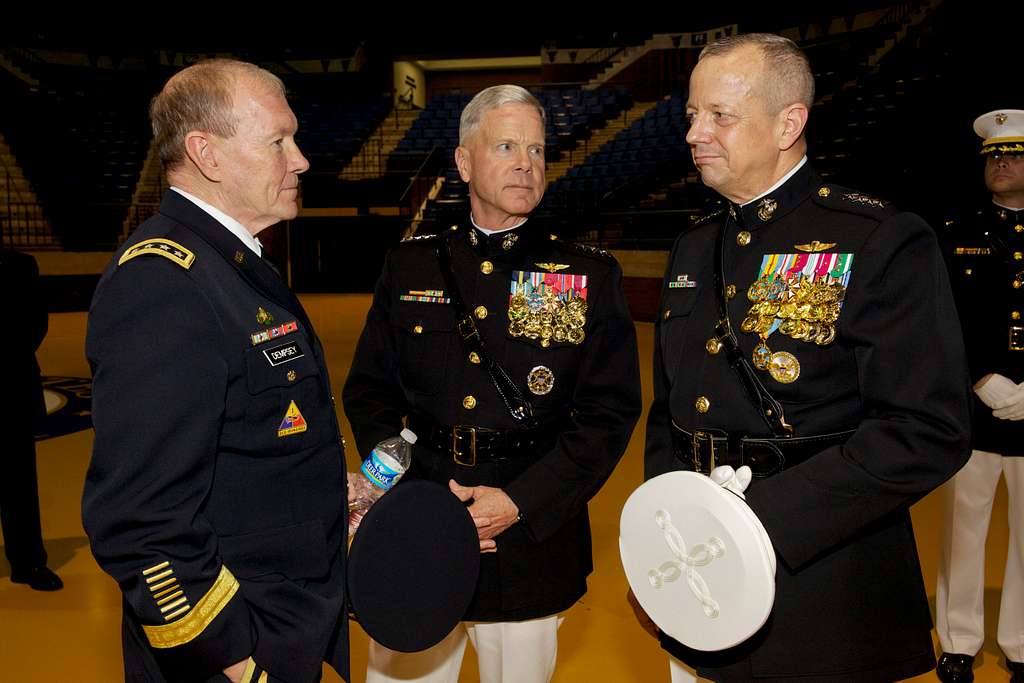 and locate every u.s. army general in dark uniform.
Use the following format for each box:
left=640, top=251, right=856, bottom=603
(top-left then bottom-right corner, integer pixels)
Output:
left=641, top=34, right=971, bottom=682
left=83, top=60, right=348, bottom=683
left=343, top=85, right=641, bottom=683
